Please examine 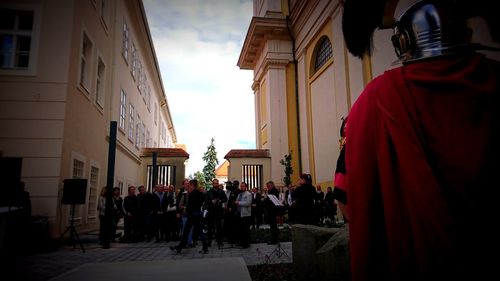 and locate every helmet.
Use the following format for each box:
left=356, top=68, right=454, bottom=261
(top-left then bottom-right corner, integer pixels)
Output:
left=391, top=0, right=472, bottom=64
